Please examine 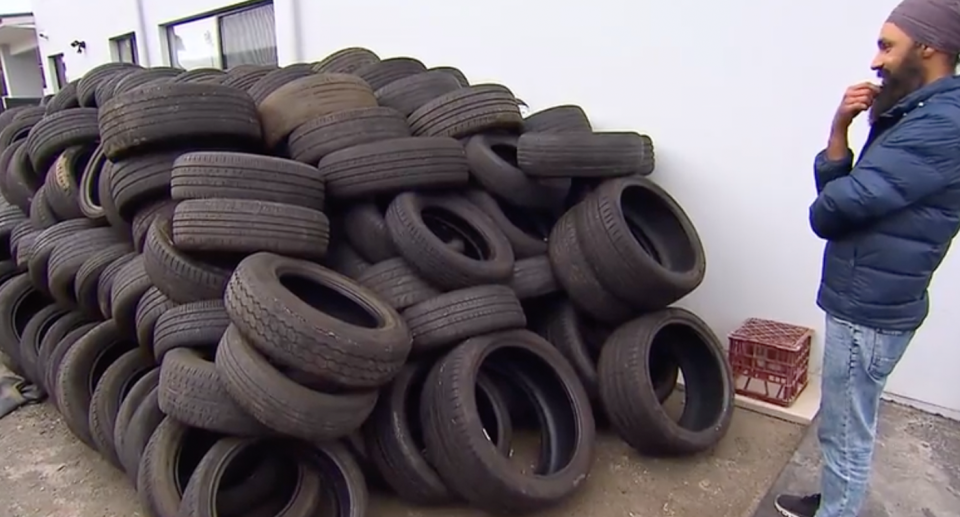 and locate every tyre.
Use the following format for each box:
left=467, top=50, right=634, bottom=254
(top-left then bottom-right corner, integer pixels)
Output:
left=215, top=325, right=379, bottom=441
left=363, top=360, right=513, bottom=505
left=575, top=176, right=706, bottom=311
left=408, top=84, right=523, bottom=138
left=178, top=437, right=324, bottom=517
left=0, top=273, right=50, bottom=373
left=99, top=82, right=261, bottom=159
left=247, top=66, right=314, bottom=105
left=171, top=151, right=325, bottom=209
left=464, top=189, right=556, bottom=258
left=314, top=47, right=380, bottom=74
left=287, top=107, right=411, bottom=165
left=25, top=108, right=99, bottom=173
left=158, top=347, right=268, bottom=435
left=134, top=286, right=177, bottom=353
left=518, top=132, right=655, bottom=178
left=223, top=252, right=411, bottom=388
left=420, top=330, right=595, bottom=514
left=55, top=319, right=138, bottom=448
left=109, top=255, right=152, bottom=336
left=47, top=227, right=125, bottom=308
left=42, top=322, right=97, bottom=407
left=356, top=257, right=440, bottom=311
left=77, top=145, right=107, bottom=220
left=43, top=145, right=92, bottom=220
left=385, top=192, right=514, bottom=289
left=547, top=205, right=634, bottom=324
left=354, top=57, right=427, bottom=90
left=374, top=71, right=461, bottom=116
left=88, top=348, right=156, bottom=467
left=342, top=201, right=398, bottom=262
left=464, top=135, right=570, bottom=211
left=96, top=251, right=138, bottom=320
left=112, top=368, right=160, bottom=481
left=522, top=105, right=592, bottom=134
left=17, top=303, right=66, bottom=386
left=507, top=256, right=560, bottom=300
left=142, top=214, right=232, bottom=304
left=318, top=136, right=469, bottom=200
left=152, top=300, right=229, bottom=363
left=172, top=198, right=330, bottom=259
left=137, top=417, right=224, bottom=517
left=258, top=73, right=377, bottom=148
left=598, top=308, right=733, bottom=456
left=401, top=285, right=526, bottom=353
